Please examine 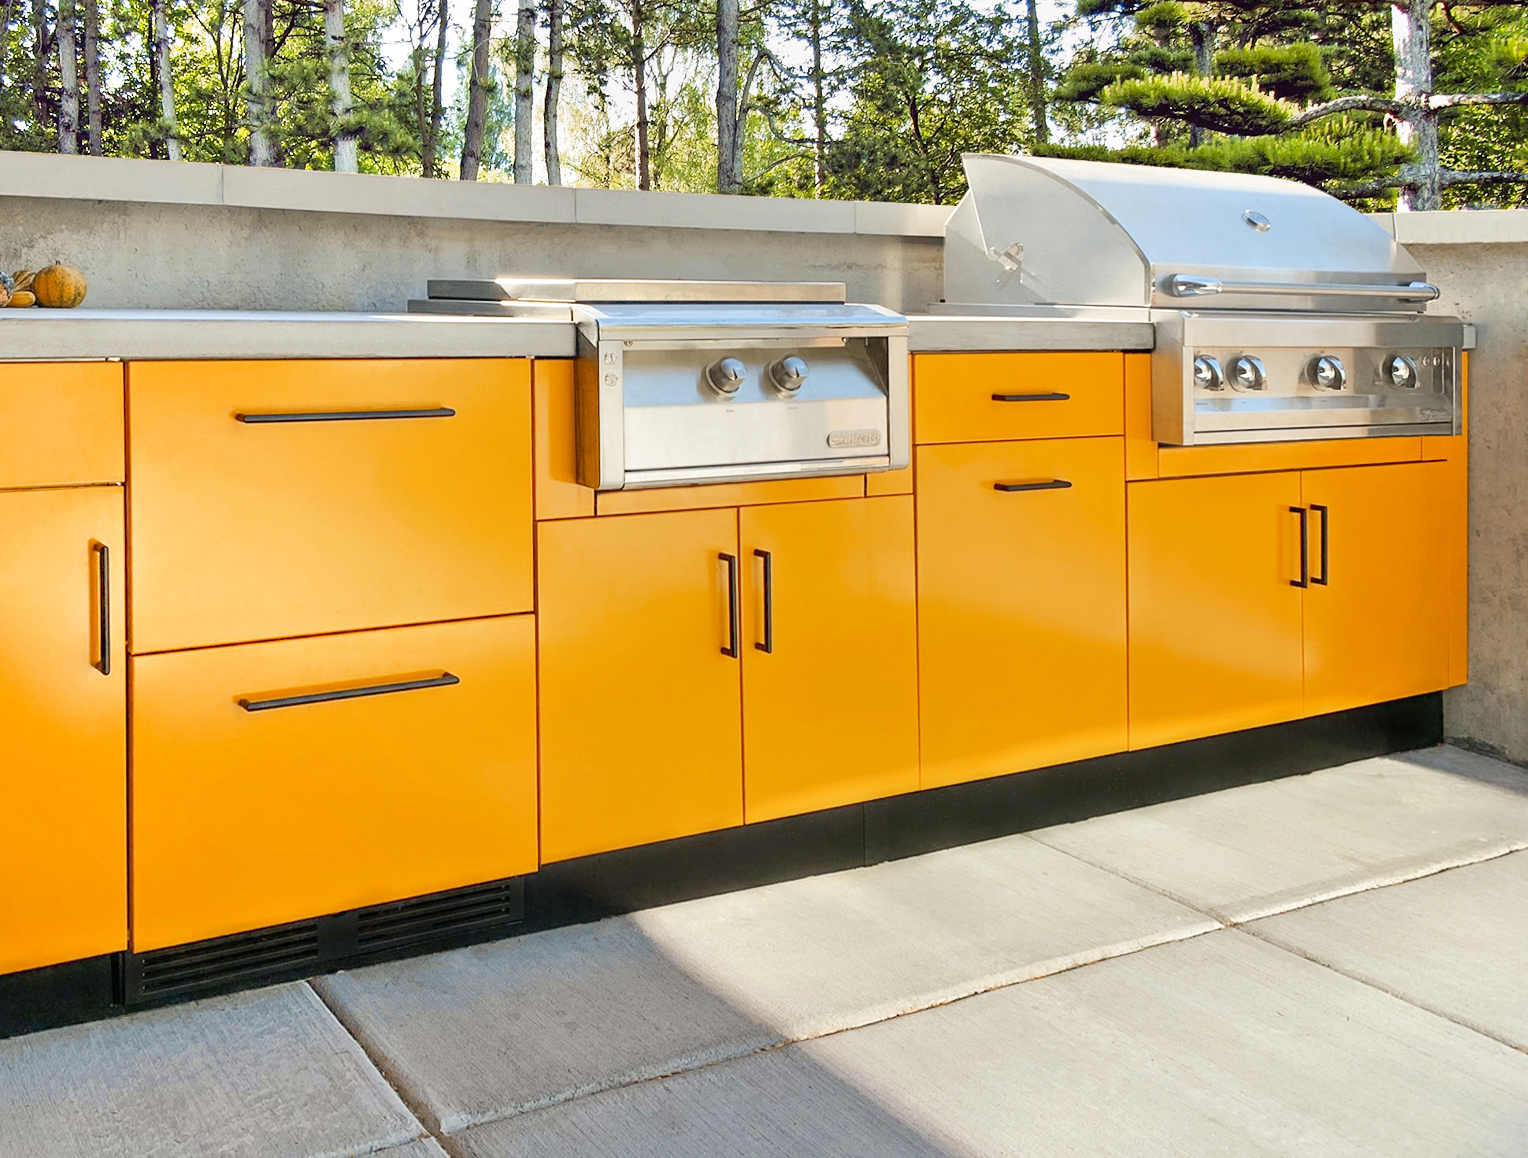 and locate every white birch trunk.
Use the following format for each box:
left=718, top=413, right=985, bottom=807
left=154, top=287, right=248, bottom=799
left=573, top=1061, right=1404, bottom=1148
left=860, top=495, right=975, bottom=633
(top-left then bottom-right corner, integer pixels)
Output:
left=1392, top=0, right=1439, bottom=211
left=57, top=0, right=78, bottom=153
left=151, top=0, right=181, bottom=160
left=325, top=0, right=357, bottom=171
left=513, top=0, right=536, bottom=183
